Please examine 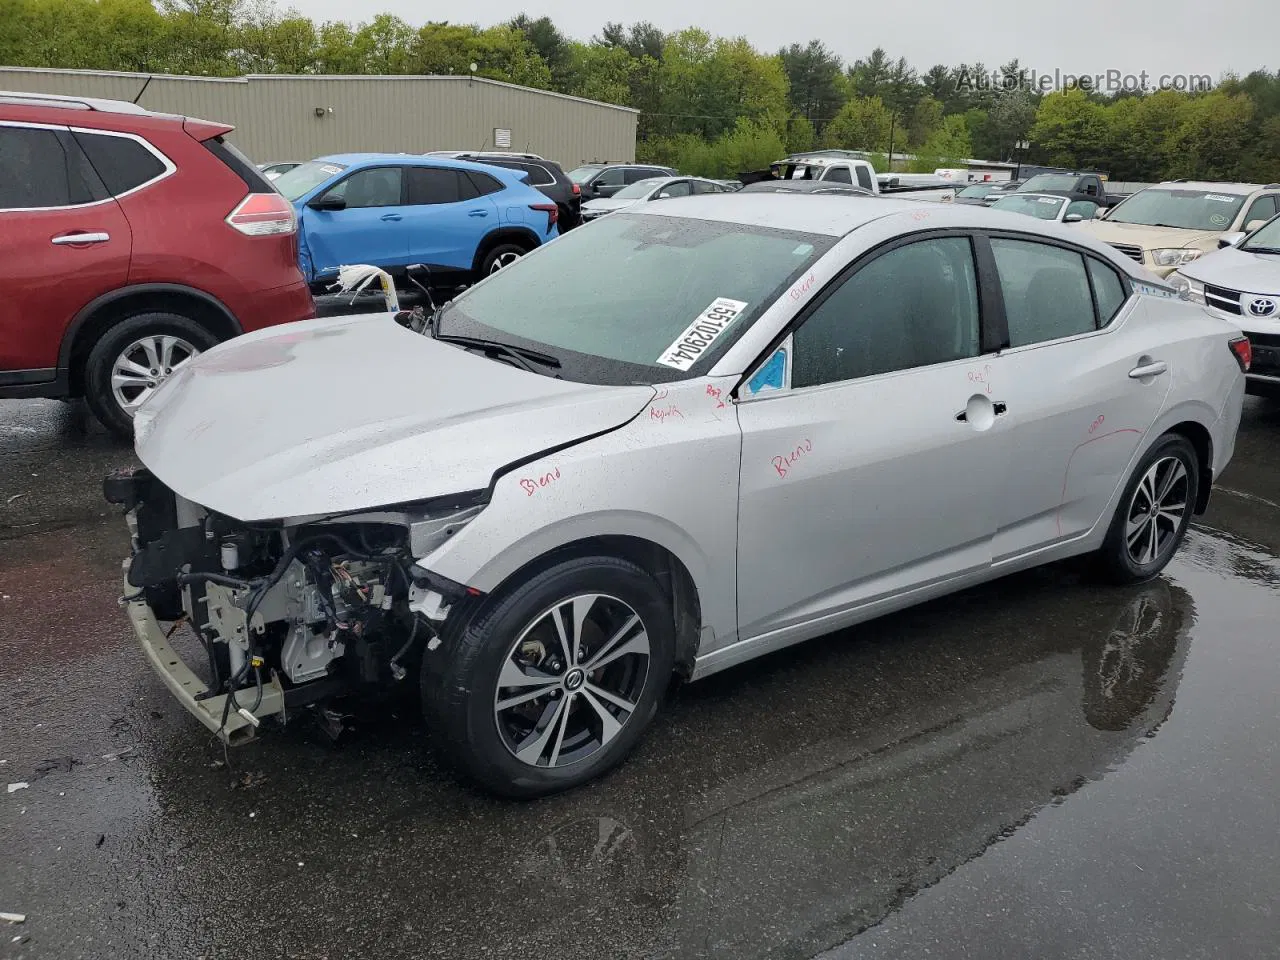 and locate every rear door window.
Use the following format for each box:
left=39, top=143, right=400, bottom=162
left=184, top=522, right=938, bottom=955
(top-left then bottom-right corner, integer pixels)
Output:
left=991, top=238, right=1096, bottom=346
left=1088, top=258, right=1129, bottom=326
left=405, top=168, right=464, bottom=206
left=72, top=131, right=167, bottom=196
left=855, top=165, right=874, bottom=191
